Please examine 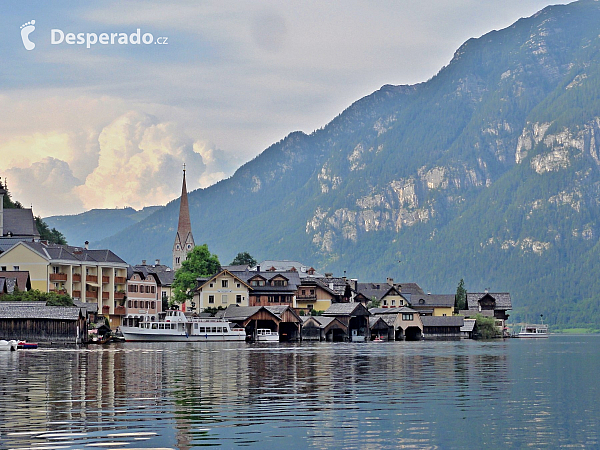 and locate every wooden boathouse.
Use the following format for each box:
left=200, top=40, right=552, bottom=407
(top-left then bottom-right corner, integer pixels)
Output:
left=0, top=304, right=87, bottom=344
